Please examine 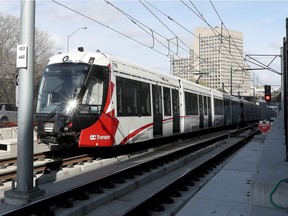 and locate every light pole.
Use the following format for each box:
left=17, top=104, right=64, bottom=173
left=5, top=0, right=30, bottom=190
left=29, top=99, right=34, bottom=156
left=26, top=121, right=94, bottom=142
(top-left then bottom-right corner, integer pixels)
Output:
left=67, top=26, right=87, bottom=52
